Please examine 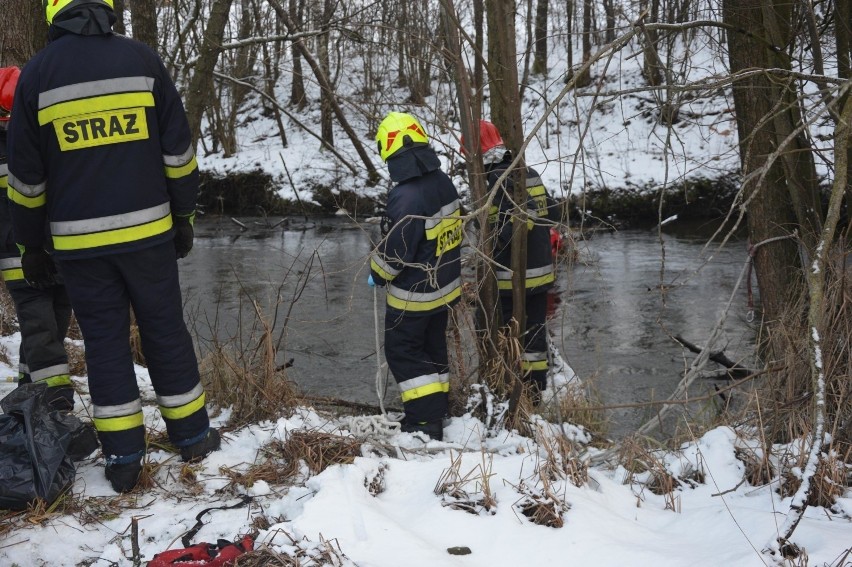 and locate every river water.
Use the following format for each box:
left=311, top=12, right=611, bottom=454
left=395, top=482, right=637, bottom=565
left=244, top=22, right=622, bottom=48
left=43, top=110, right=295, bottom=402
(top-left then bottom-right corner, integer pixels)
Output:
left=180, top=216, right=757, bottom=437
